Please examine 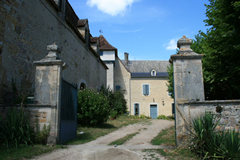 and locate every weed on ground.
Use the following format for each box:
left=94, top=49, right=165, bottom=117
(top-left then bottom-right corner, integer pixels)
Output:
left=68, top=115, right=150, bottom=145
